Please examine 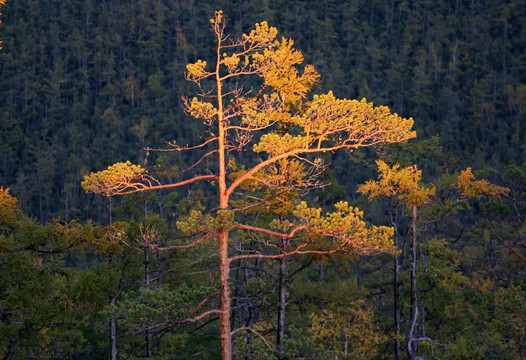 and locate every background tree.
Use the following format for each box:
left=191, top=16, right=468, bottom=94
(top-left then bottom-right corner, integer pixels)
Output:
left=359, top=160, right=508, bottom=359
left=0, top=187, right=104, bottom=359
